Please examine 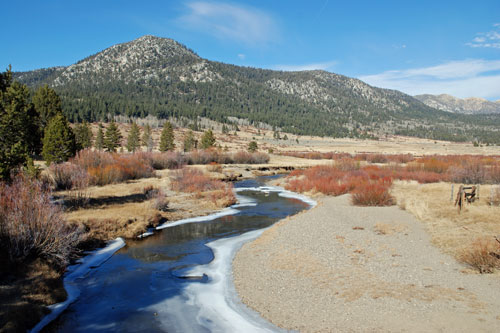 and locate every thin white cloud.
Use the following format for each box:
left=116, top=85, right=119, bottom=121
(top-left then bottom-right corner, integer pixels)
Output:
left=237, top=53, right=245, bottom=60
left=359, top=59, right=500, bottom=99
left=467, top=24, right=500, bottom=49
left=274, top=60, right=338, bottom=72
left=178, top=2, right=278, bottom=45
